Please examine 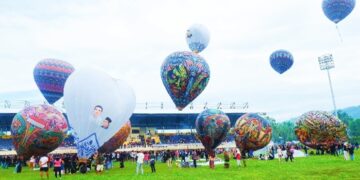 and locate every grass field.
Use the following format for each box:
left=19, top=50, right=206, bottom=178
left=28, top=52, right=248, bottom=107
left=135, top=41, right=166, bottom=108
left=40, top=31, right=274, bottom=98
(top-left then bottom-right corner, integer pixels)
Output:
left=1, top=151, right=359, bottom=180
